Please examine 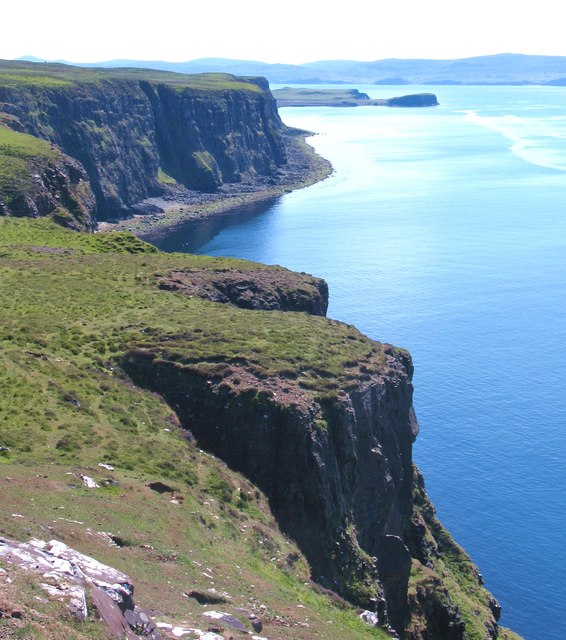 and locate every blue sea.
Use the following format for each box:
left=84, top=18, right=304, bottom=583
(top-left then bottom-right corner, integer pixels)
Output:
left=152, top=85, right=566, bottom=640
